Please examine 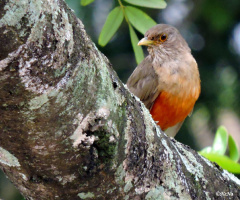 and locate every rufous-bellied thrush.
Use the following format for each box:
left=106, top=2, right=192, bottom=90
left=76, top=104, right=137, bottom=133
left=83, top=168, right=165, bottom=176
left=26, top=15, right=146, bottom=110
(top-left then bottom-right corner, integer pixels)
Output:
left=127, top=24, right=201, bottom=137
